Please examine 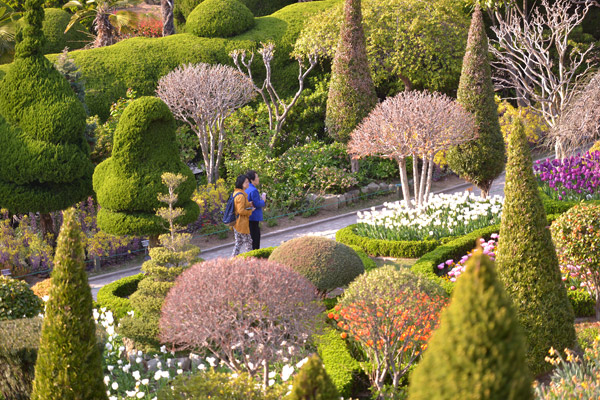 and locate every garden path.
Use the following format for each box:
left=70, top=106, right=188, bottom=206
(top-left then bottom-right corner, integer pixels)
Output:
left=89, top=170, right=506, bottom=300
